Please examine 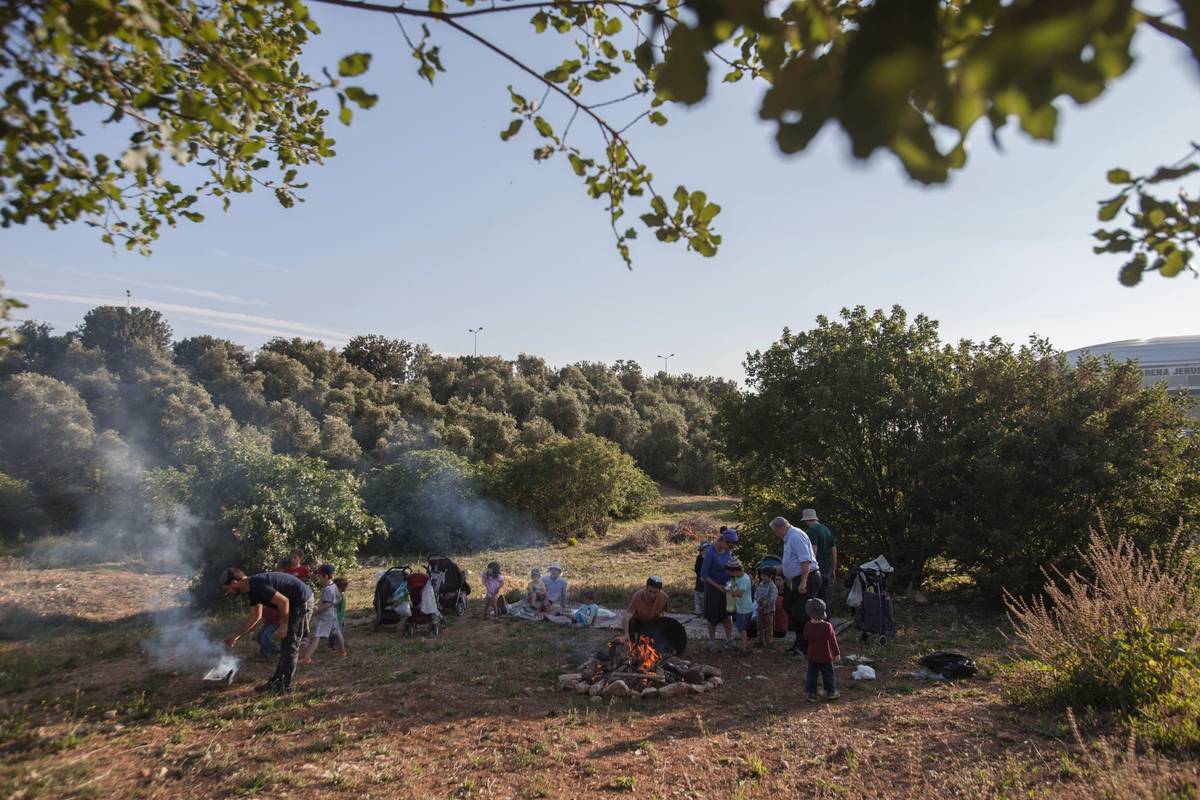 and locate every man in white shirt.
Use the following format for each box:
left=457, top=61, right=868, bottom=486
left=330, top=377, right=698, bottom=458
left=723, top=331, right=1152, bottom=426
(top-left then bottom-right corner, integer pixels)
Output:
left=772, top=516, right=822, bottom=657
